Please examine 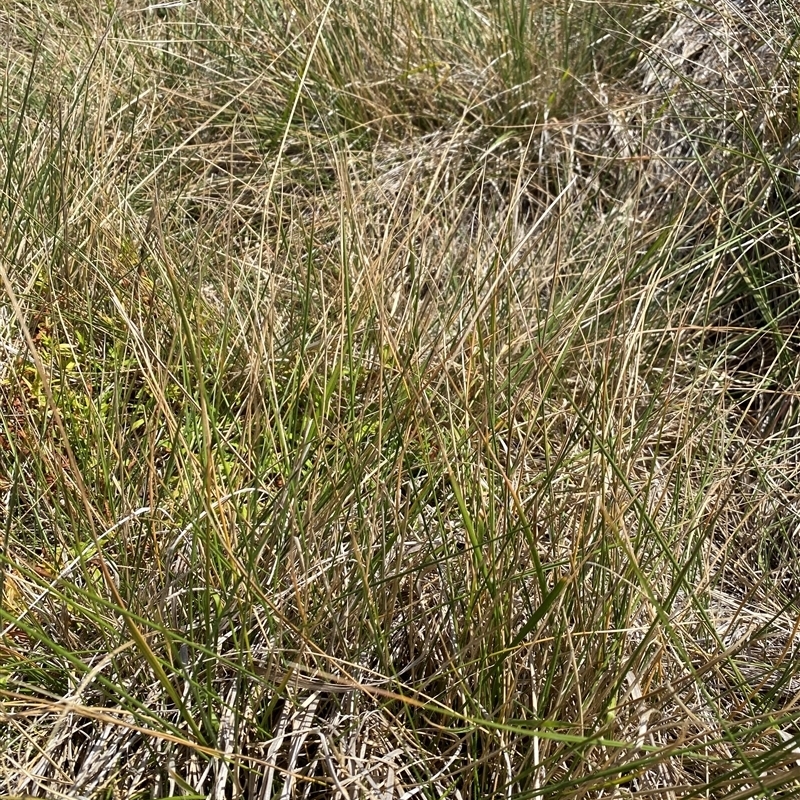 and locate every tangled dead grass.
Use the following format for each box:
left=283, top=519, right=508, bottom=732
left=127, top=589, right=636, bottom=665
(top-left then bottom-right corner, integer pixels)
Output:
left=2, top=0, right=800, bottom=797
